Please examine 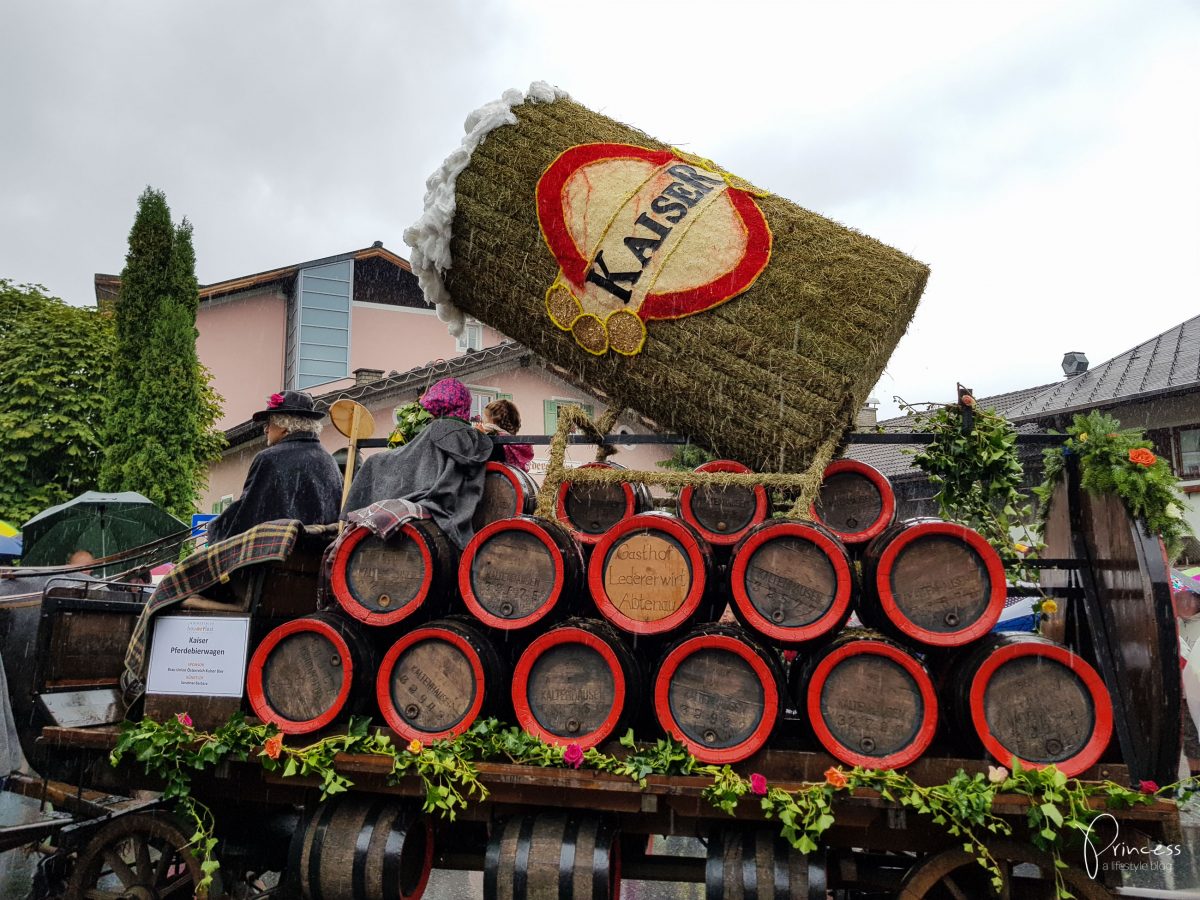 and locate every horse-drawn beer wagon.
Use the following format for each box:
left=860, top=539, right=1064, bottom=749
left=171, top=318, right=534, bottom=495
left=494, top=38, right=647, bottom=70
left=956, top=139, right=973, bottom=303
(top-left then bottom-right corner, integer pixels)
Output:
left=0, top=83, right=1190, bottom=899
left=0, top=433, right=1187, bottom=899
